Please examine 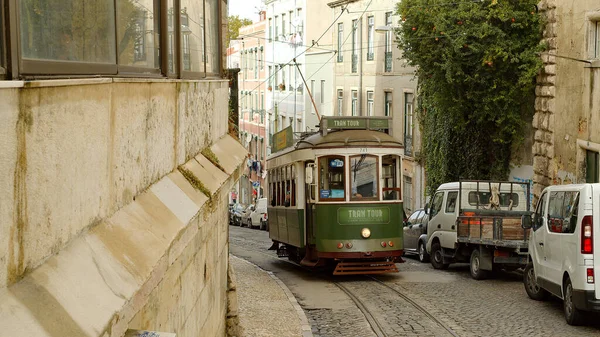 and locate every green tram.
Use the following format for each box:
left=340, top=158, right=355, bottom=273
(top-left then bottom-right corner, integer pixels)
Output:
left=266, top=116, right=405, bottom=275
